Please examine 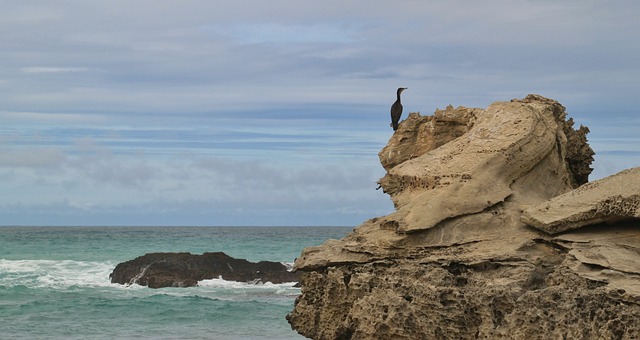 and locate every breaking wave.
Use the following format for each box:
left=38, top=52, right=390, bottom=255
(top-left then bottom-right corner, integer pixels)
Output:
left=0, top=259, right=114, bottom=289
left=0, top=259, right=300, bottom=298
